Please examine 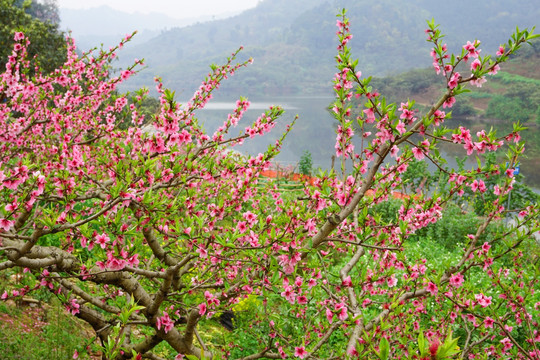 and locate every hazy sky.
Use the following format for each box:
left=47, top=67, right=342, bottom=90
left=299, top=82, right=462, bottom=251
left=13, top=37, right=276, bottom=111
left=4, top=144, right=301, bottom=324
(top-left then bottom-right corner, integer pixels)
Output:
left=57, top=0, right=260, bottom=19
